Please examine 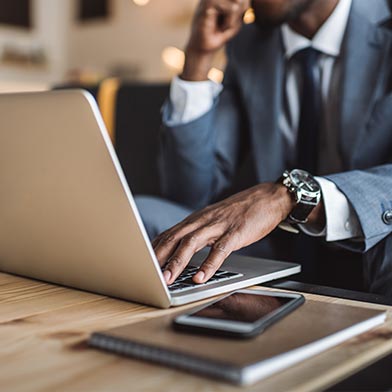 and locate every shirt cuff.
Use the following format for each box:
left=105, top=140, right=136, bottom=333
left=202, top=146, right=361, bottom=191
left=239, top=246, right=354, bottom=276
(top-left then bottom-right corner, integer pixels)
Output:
left=299, top=176, right=363, bottom=241
left=167, top=76, right=223, bottom=125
